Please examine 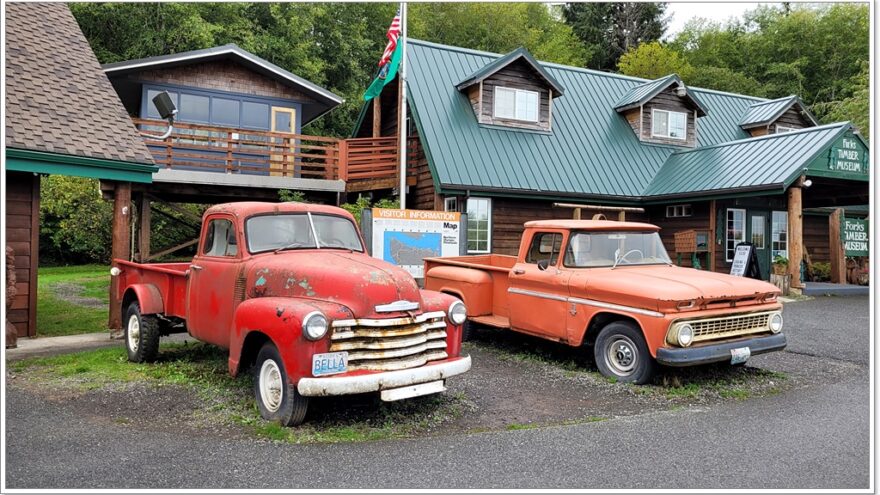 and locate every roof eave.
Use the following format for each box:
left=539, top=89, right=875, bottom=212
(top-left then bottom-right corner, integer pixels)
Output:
left=455, top=48, right=565, bottom=96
